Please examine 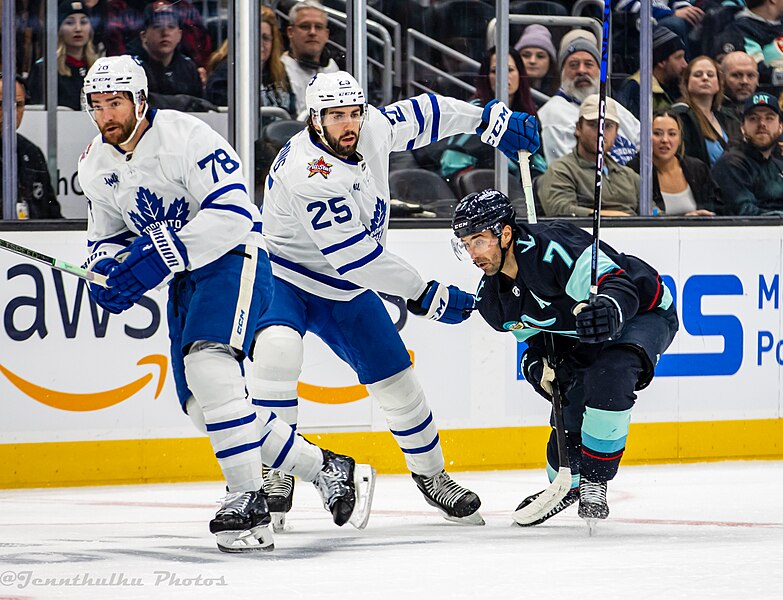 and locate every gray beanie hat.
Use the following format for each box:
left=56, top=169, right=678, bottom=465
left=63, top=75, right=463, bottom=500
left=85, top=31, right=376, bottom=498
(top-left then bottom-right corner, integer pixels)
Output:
left=558, top=37, right=601, bottom=72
